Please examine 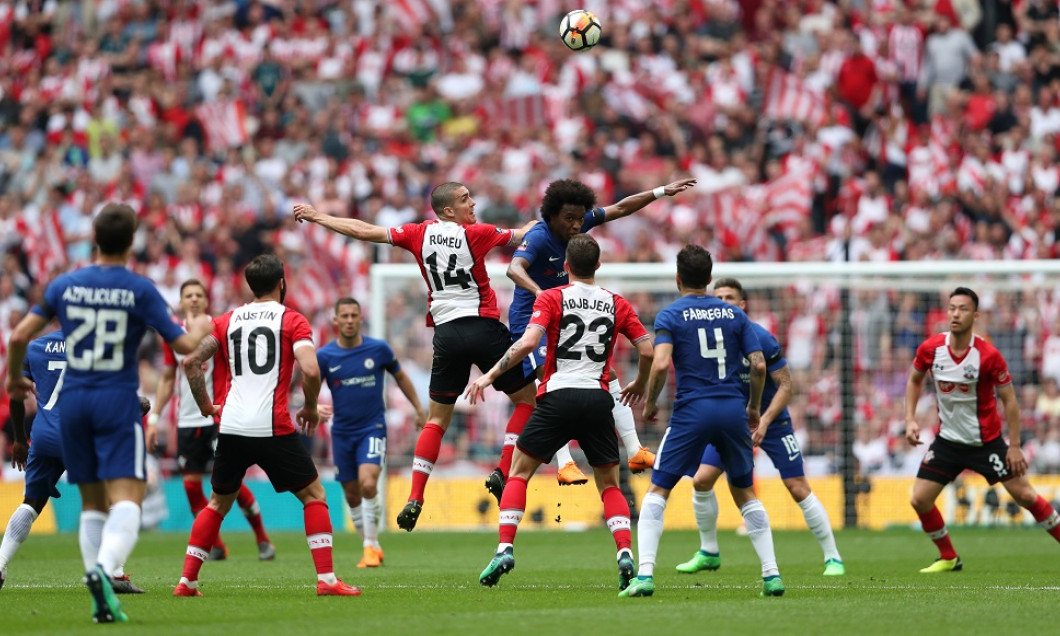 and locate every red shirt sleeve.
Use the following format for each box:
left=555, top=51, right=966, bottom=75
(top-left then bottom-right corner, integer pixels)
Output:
left=614, top=295, right=649, bottom=344
left=912, top=338, right=934, bottom=372
left=162, top=341, right=176, bottom=366
left=983, top=344, right=1012, bottom=387
left=466, top=223, right=515, bottom=254
left=528, top=289, right=560, bottom=331
left=387, top=222, right=424, bottom=253
left=288, top=311, right=314, bottom=347
left=212, top=312, right=230, bottom=362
